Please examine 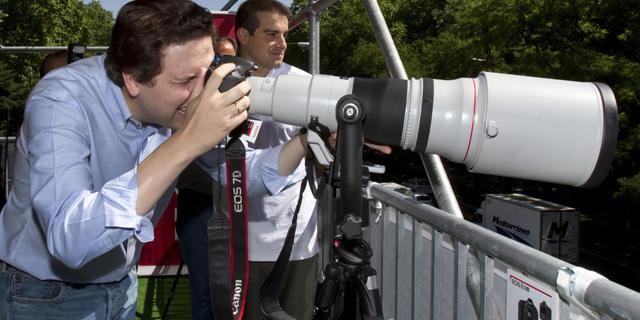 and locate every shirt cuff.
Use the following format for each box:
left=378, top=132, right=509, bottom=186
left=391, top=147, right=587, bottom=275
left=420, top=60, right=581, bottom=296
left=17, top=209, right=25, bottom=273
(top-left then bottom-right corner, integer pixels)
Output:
left=102, top=168, right=155, bottom=243
left=260, top=144, right=306, bottom=196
